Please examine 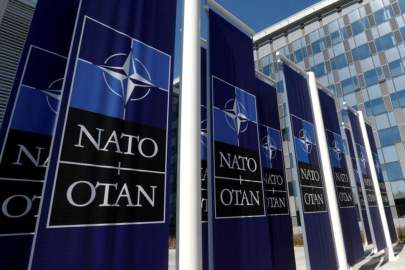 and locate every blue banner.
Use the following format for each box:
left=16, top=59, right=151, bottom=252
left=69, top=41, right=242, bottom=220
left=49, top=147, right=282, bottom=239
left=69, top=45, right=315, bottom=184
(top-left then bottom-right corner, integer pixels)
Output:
left=208, top=10, right=274, bottom=269
left=0, top=0, right=78, bottom=269
left=319, top=90, right=363, bottom=265
left=29, top=1, right=176, bottom=269
left=283, top=64, right=337, bottom=270
left=365, top=124, right=397, bottom=243
left=256, top=78, right=295, bottom=269
left=348, top=110, right=386, bottom=251
left=344, top=127, right=373, bottom=244
left=200, top=47, right=209, bottom=270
